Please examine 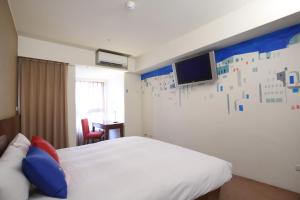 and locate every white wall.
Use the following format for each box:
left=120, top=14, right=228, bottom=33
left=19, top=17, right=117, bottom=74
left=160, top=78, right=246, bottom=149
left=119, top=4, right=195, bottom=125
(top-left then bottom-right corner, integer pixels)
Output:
left=124, top=73, right=143, bottom=136
left=18, top=35, right=136, bottom=71
left=136, top=1, right=300, bottom=192
left=136, top=0, right=300, bottom=73
left=141, top=43, right=300, bottom=193
left=18, top=36, right=95, bottom=66
left=66, top=65, right=76, bottom=147
left=0, top=0, right=17, bottom=119
left=105, top=74, right=125, bottom=123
